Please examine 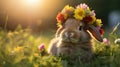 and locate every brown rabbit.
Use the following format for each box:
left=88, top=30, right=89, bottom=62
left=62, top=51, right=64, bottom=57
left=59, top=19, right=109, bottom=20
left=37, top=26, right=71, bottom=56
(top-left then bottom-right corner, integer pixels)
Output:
left=48, top=18, right=103, bottom=62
